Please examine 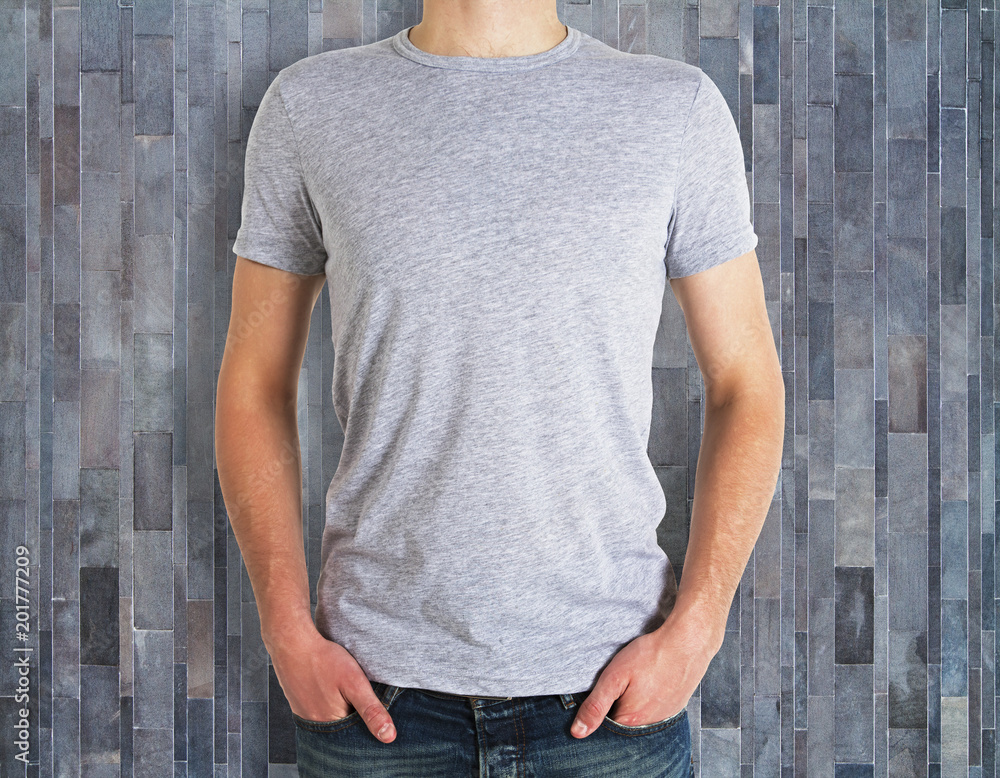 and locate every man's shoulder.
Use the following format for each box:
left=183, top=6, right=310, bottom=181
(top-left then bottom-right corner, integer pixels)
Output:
left=575, top=36, right=706, bottom=101
left=273, top=38, right=395, bottom=100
